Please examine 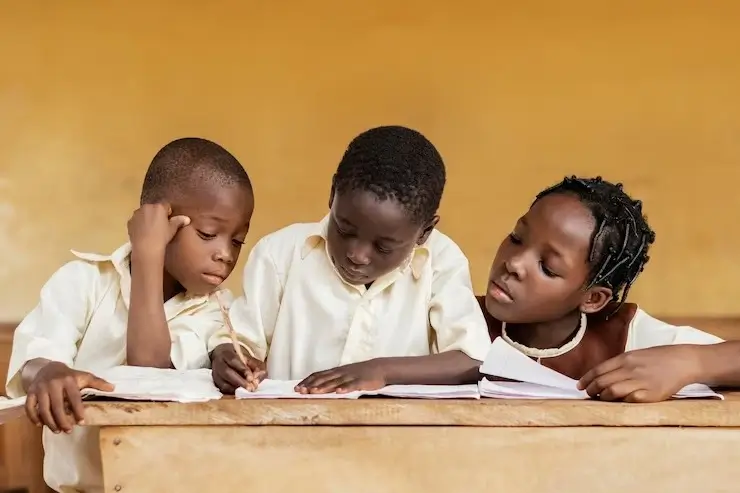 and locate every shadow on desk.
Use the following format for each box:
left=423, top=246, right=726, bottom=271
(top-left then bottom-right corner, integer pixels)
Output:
left=0, top=317, right=738, bottom=493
